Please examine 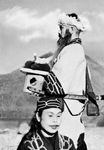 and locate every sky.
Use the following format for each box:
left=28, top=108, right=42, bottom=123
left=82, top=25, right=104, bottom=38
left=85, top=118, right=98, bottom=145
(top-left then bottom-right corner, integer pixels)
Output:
left=0, top=0, right=104, bottom=74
